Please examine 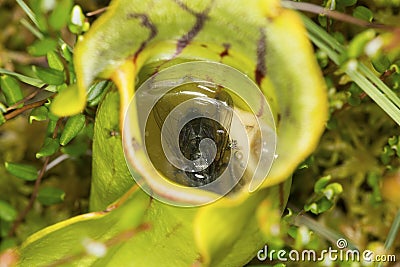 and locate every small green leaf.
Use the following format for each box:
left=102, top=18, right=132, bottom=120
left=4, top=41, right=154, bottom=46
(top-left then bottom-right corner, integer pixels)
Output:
left=348, top=94, right=361, bottom=106
left=68, top=5, right=85, bottom=34
left=305, top=197, right=334, bottom=215
left=314, top=175, right=331, bottom=193
left=338, top=0, right=357, bottom=7
left=323, top=183, right=343, bottom=200
left=316, top=50, right=328, bottom=68
left=61, top=43, right=73, bottom=62
left=388, top=136, right=398, bottom=146
left=316, top=197, right=334, bottom=214
left=46, top=111, right=59, bottom=134
left=4, top=162, right=38, bottom=181
left=348, top=83, right=363, bottom=106
left=36, top=137, right=60, bottom=158
left=60, top=114, right=86, bottom=145
left=317, top=15, right=329, bottom=28
left=46, top=119, right=57, bottom=134
left=0, top=200, right=17, bottom=222
left=349, top=82, right=362, bottom=95
left=304, top=202, right=318, bottom=214
left=353, top=6, right=374, bottom=22
left=48, top=0, right=73, bottom=30
left=29, top=106, right=49, bottom=123
left=33, top=66, right=65, bottom=85
left=0, top=75, right=24, bottom=107
left=27, top=38, right=58, bottom=56
left=47, top=51, right=64, bottom=71
left=37, top=187, right=65, bottom=205
left=87, top=81, right=110, bottom=106
left=298, top=156, right=314, bottom=170
left=381, top=145, right=394, bottom=165
left=50, top=84, right=86, bottom=116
